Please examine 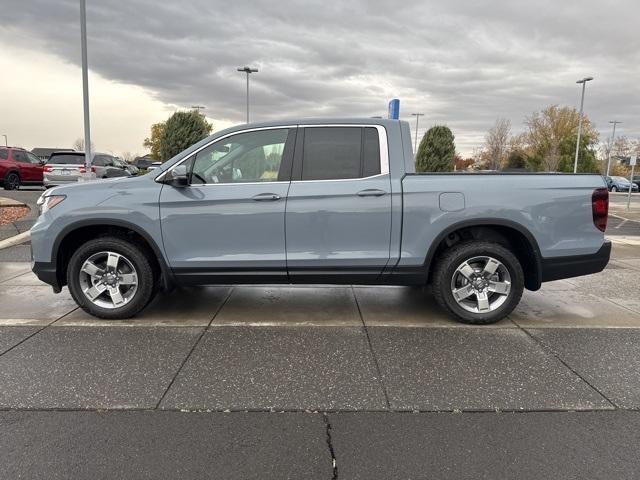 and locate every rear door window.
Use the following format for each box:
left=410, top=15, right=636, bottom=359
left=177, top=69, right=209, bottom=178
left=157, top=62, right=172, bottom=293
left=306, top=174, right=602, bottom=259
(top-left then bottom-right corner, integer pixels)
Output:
left=13, top=150, right=28, bottom=163
left=300, top=127, right=382, bottom=180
